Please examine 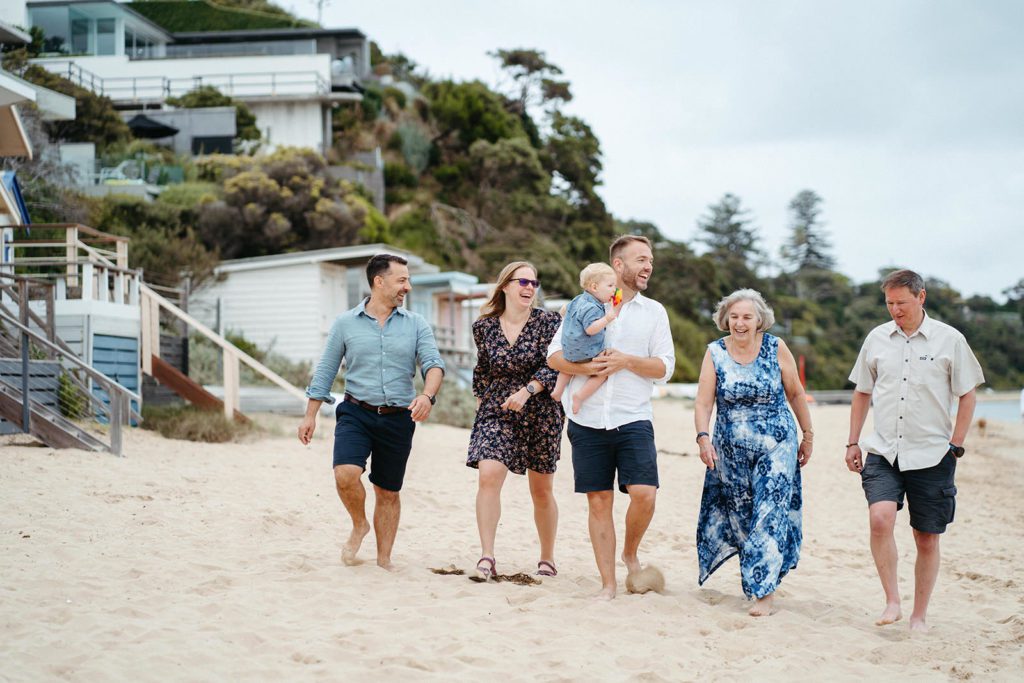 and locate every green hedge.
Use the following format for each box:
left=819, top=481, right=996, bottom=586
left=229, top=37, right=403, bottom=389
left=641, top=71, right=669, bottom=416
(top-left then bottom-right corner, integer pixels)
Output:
left=127, top=1, right=316, bottom=32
